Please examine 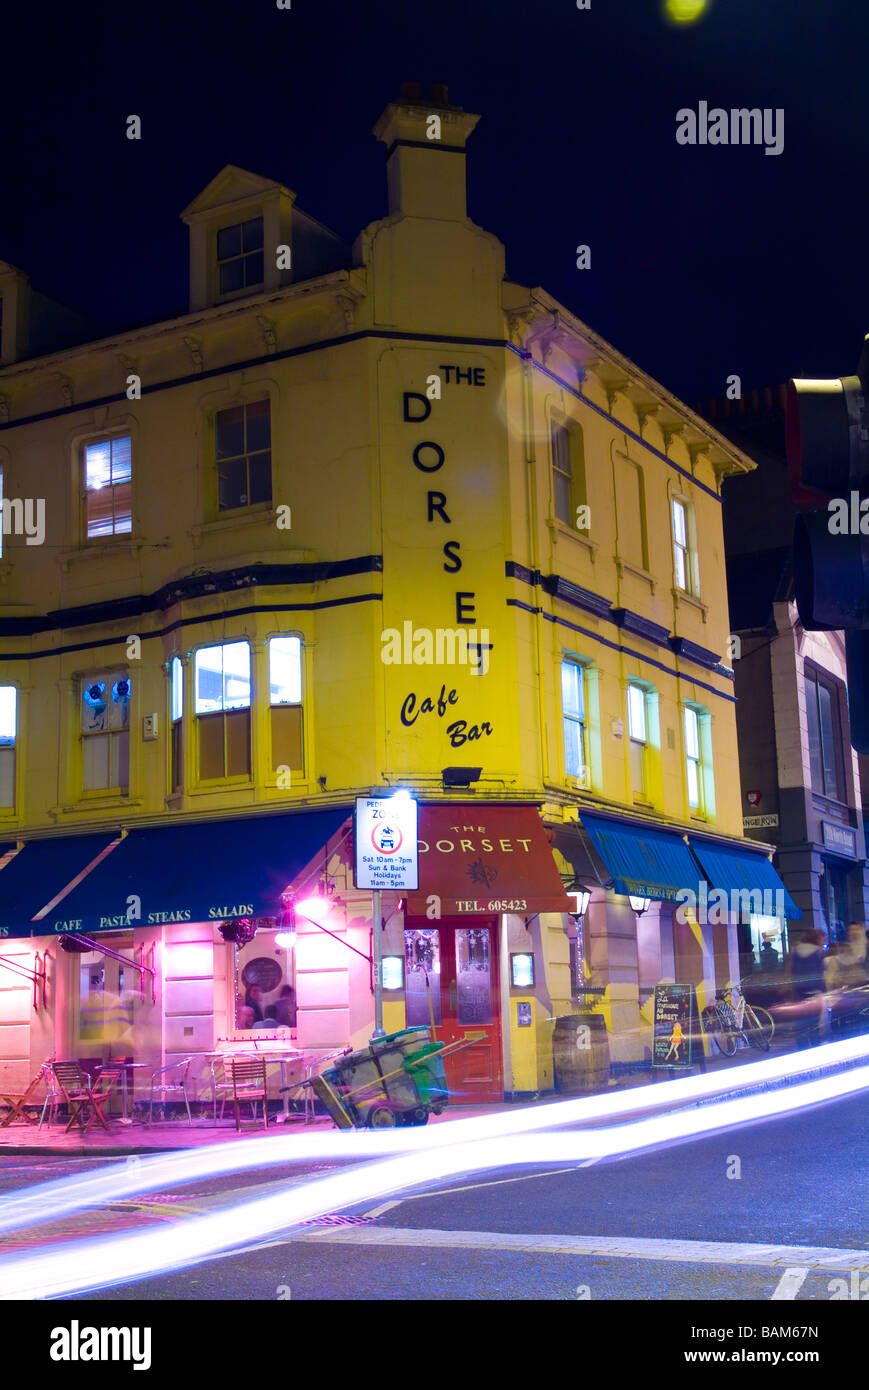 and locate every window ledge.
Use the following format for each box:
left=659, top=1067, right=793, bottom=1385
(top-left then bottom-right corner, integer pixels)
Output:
left=49, top=796, right=143, bottom=817
left=615, top=557, right=656, bottom=592
left=60, top=540, right=146, bottom=571
left=187, top=781, right=254, bottom=796
left=672, top=587, right=708, bottom=620
left=550, top=518, right=598, bottom=558
left=190, top=506, right=282, bottom=540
